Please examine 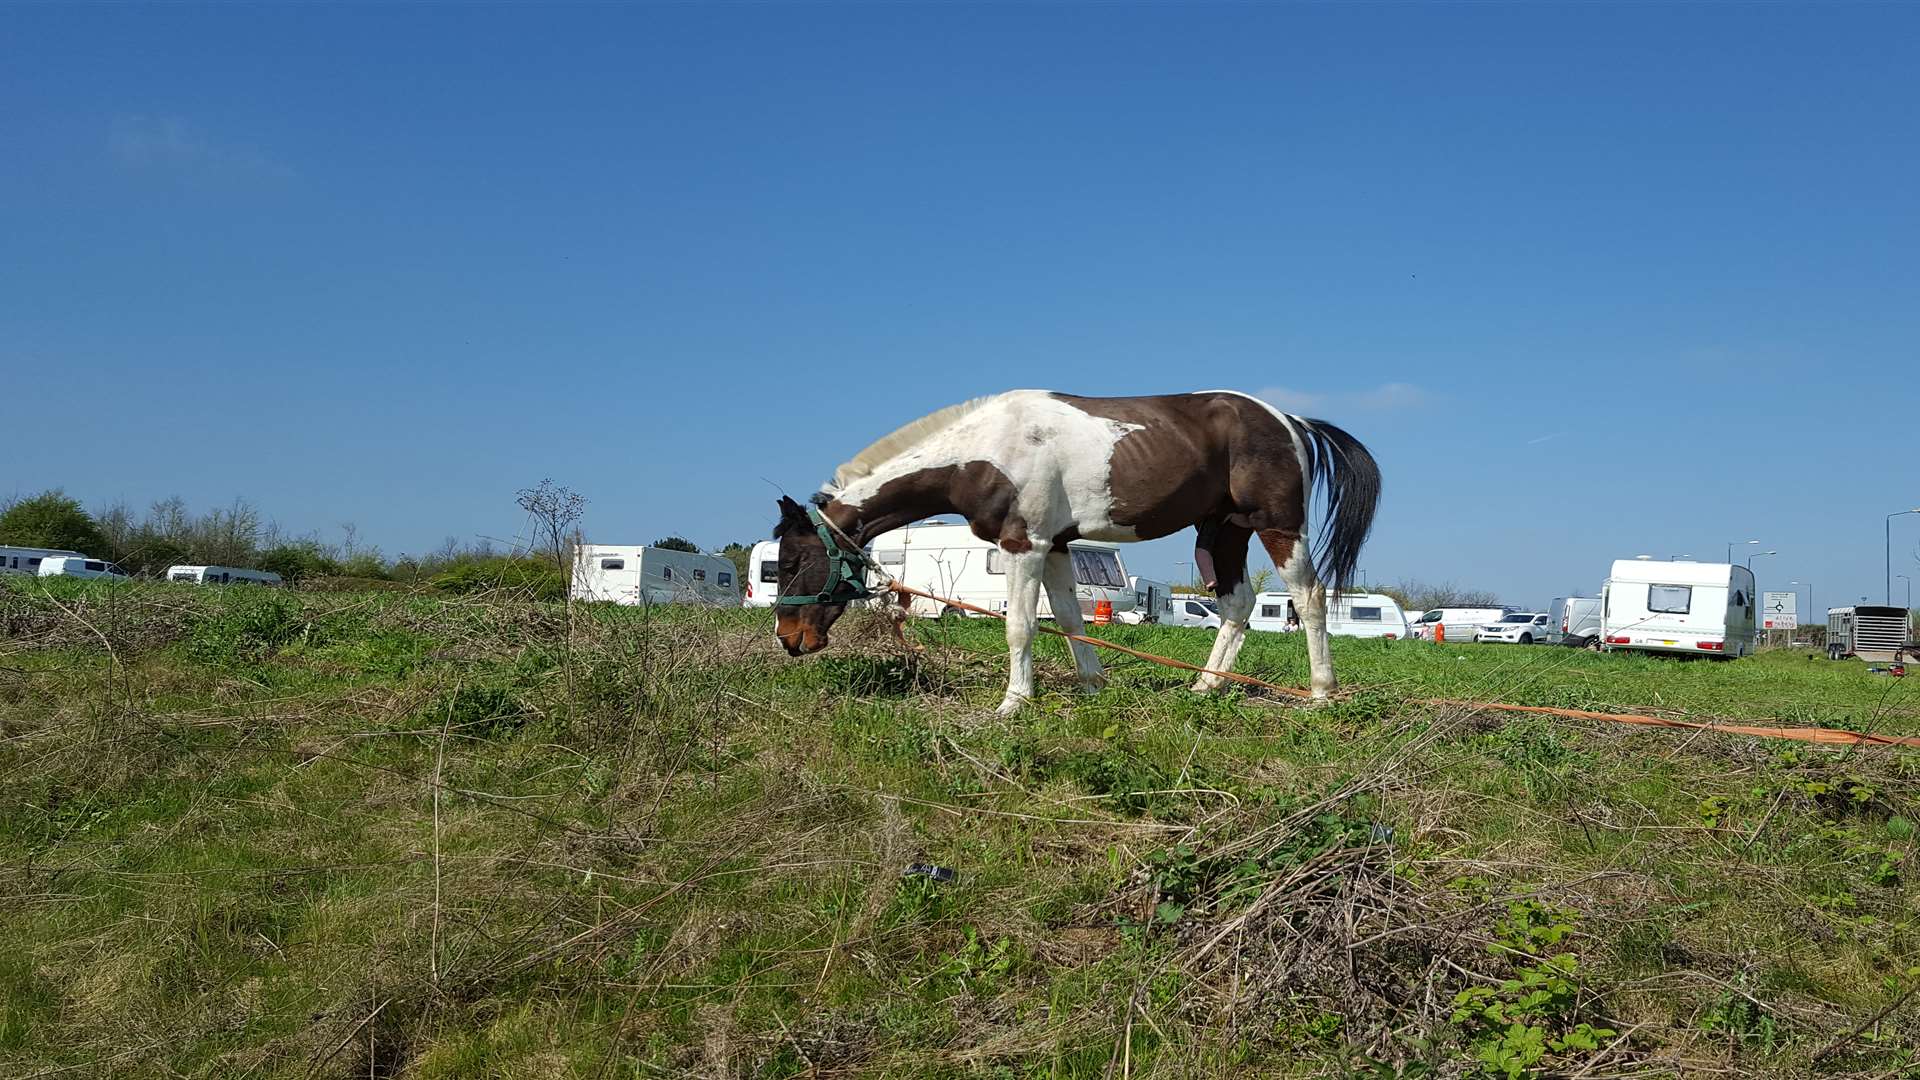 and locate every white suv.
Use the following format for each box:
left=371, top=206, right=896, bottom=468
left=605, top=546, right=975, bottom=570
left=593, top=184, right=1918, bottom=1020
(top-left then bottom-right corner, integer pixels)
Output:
left=1476, top=612, right=1550, bottom=644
